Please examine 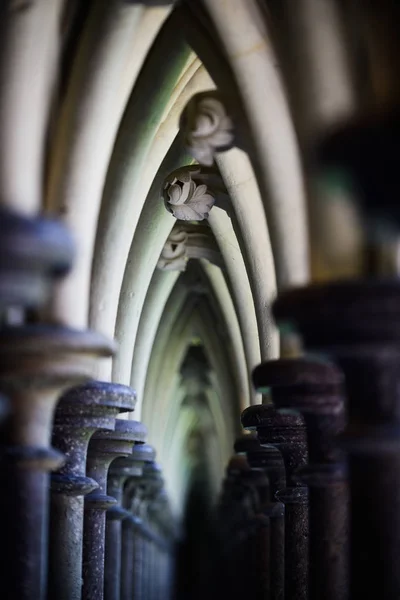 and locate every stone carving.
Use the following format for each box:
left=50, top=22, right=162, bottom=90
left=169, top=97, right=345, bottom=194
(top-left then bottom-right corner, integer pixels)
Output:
left=163, top=168, right=215, bottom=221
left=157, top=223, right=223, bottom=272
left=157, top=228, right=188, bottom=272
left=180, top=92, right=235, bottom=166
